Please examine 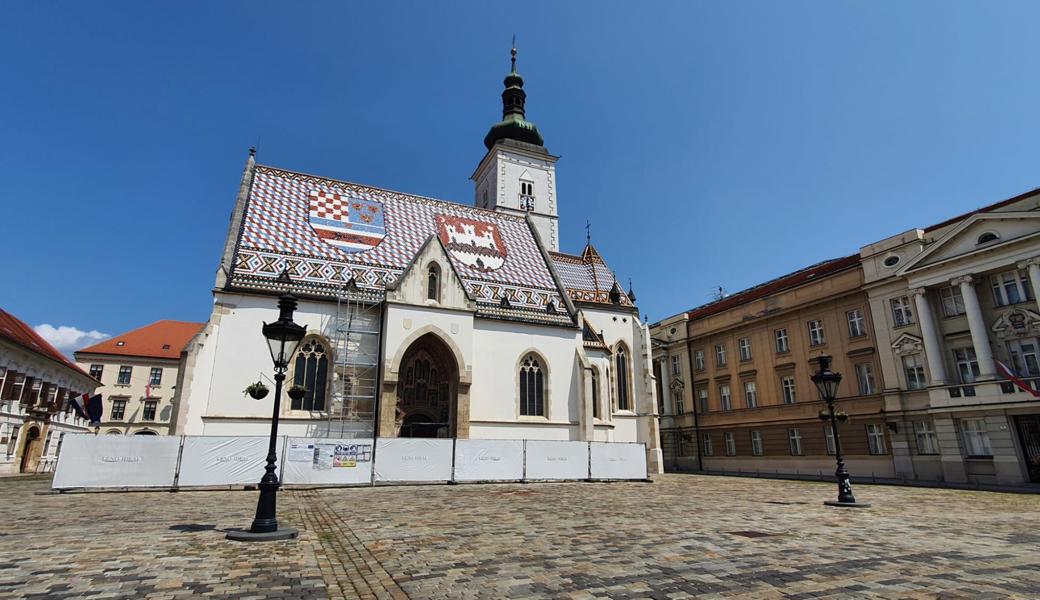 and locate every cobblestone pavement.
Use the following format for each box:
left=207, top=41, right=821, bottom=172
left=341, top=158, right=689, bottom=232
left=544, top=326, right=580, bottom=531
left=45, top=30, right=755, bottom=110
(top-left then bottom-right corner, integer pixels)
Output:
left=2, top=474, right=1039, bottom=599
